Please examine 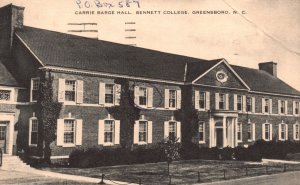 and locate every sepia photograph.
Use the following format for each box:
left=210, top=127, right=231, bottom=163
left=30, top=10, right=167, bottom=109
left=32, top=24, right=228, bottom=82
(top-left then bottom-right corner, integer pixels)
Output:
left=0, top=0, right=300, bottom=184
